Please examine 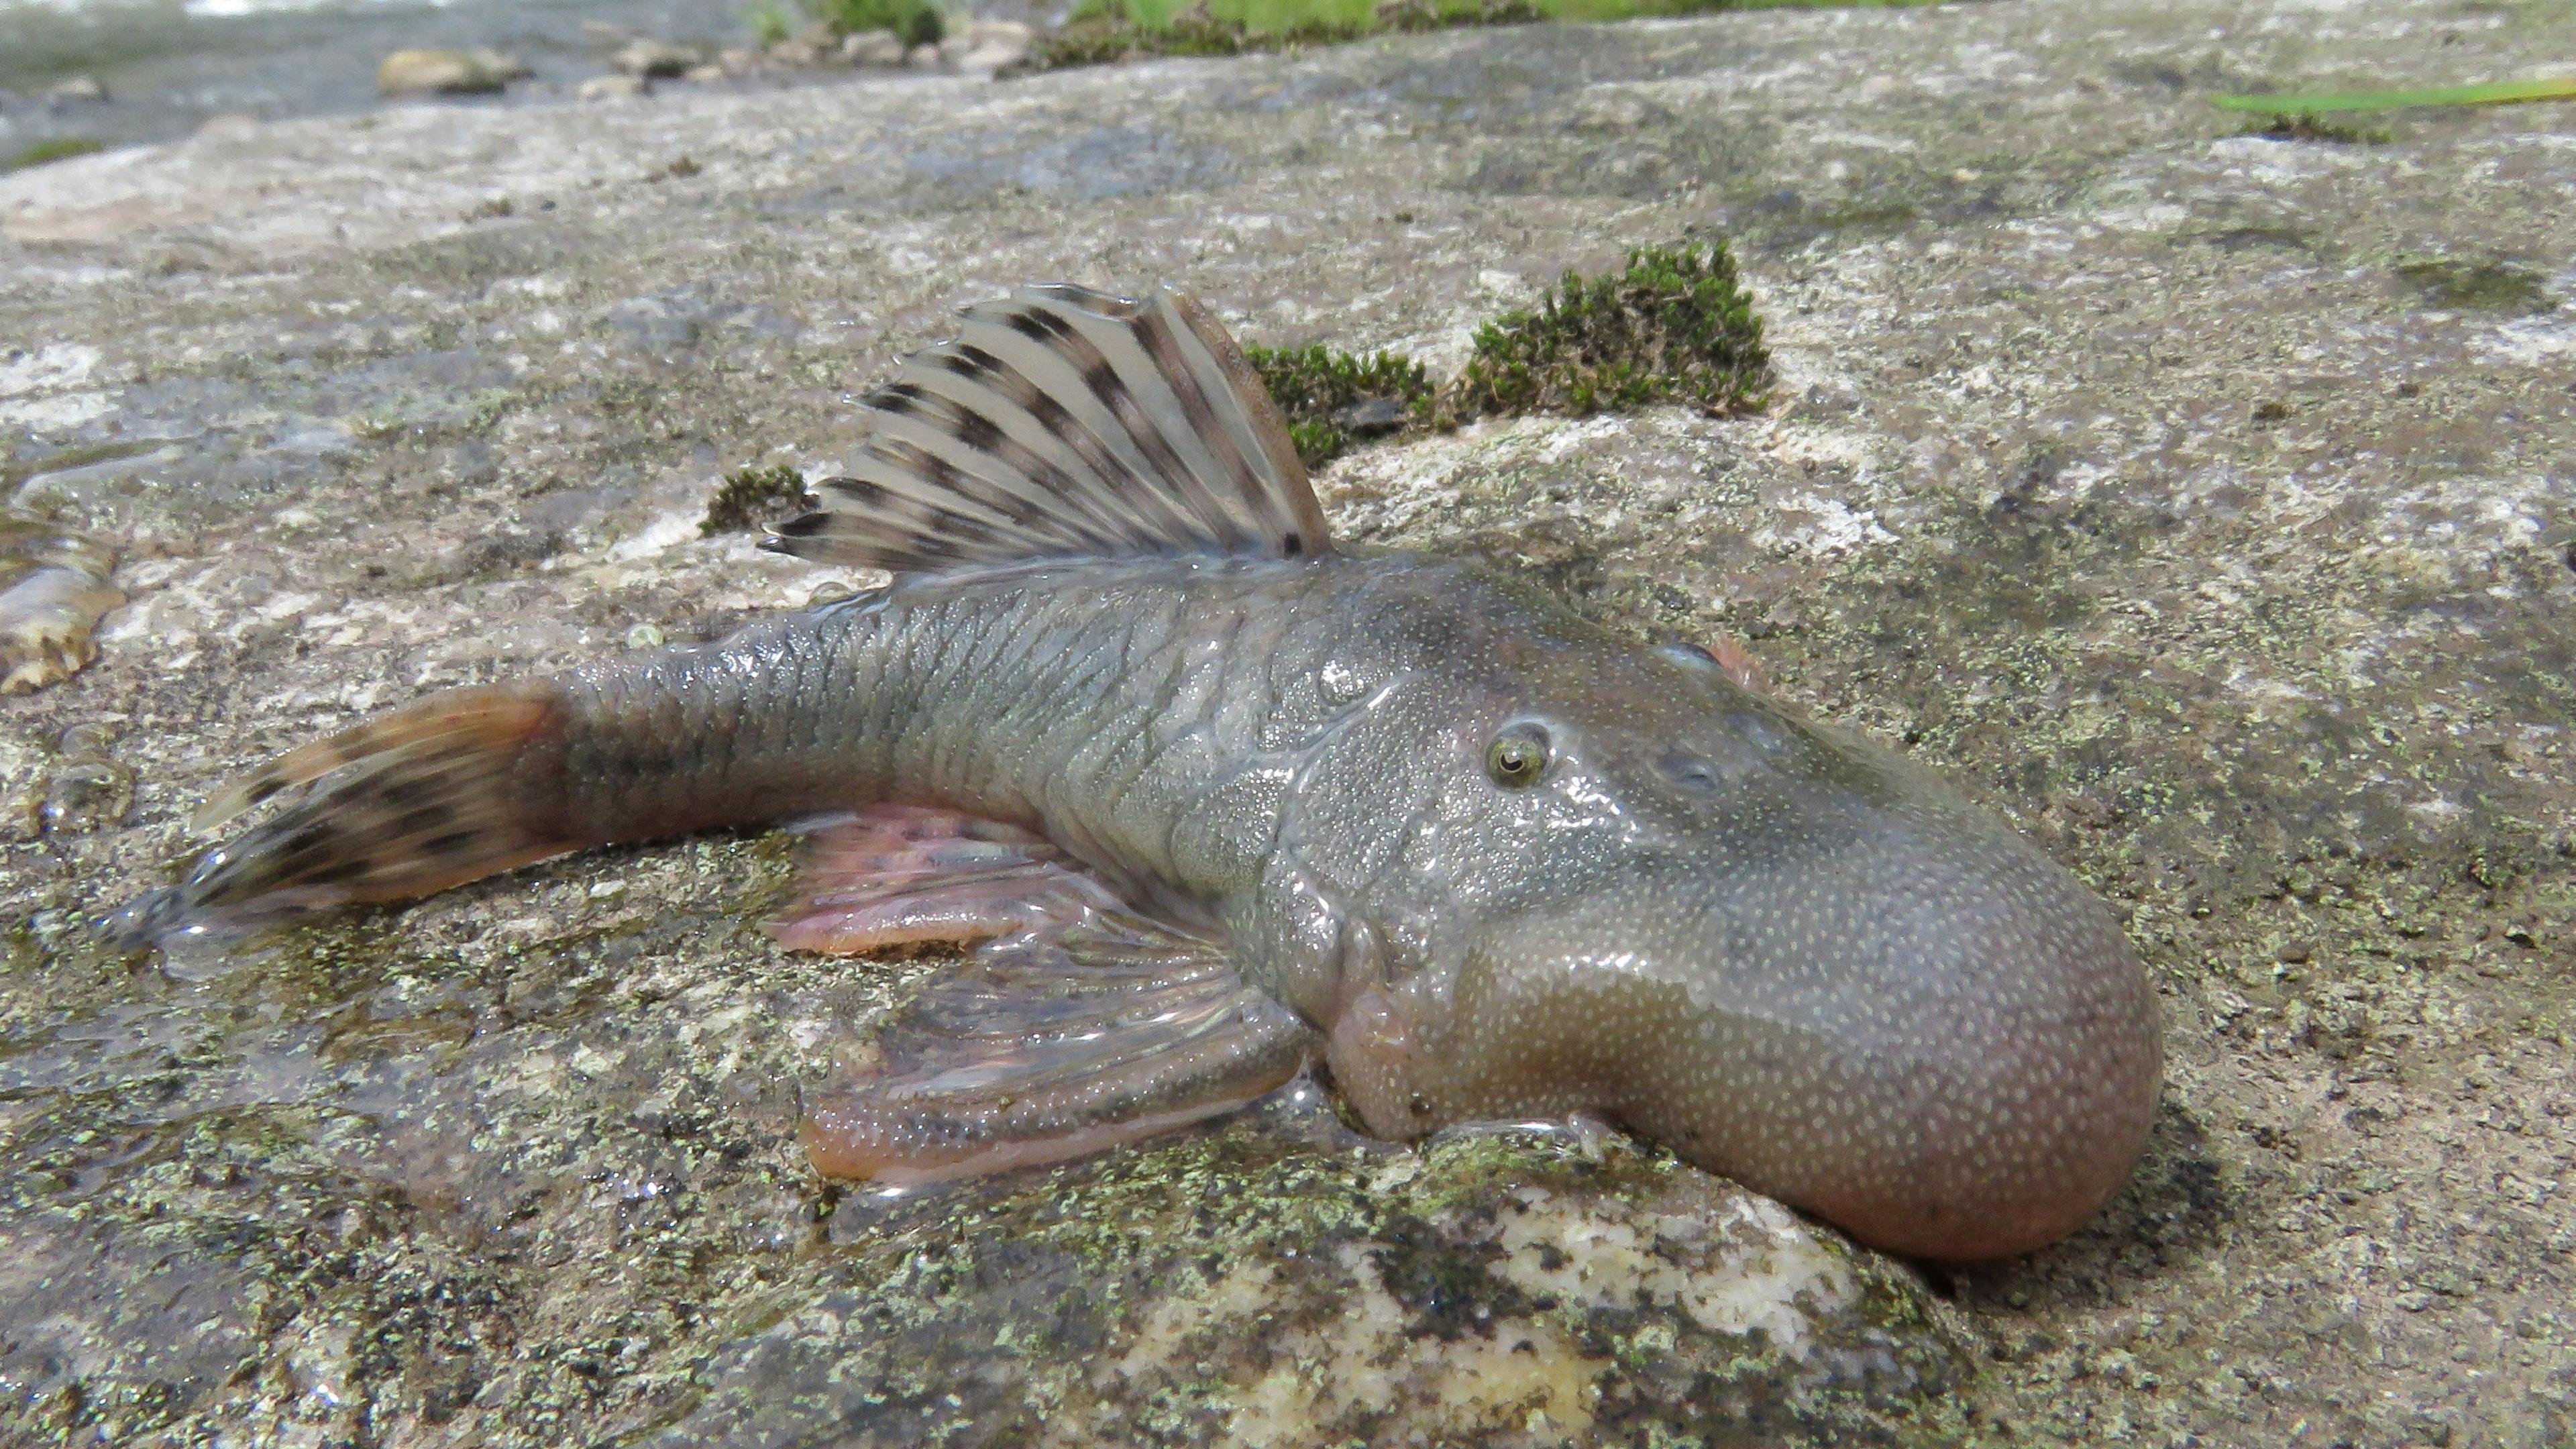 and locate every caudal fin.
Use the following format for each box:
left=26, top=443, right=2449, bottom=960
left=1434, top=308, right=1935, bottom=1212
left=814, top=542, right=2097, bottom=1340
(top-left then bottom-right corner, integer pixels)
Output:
left=111, top=683, right=583, bottom=945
